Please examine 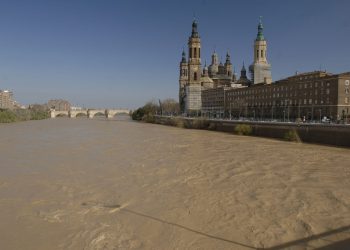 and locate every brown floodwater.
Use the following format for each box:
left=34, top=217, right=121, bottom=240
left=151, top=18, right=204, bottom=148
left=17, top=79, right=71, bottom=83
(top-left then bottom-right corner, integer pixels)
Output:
left=0, top=117, right=349, bottom=249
